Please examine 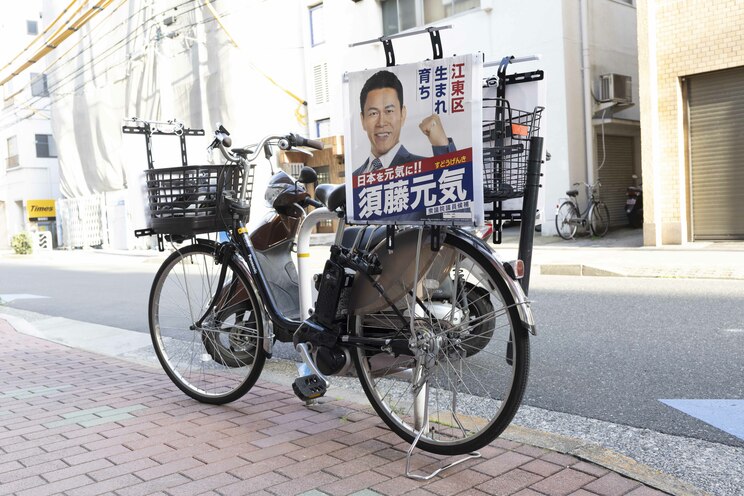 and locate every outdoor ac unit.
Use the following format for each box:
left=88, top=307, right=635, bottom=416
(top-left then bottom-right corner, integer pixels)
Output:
left=598, top=74, right=632, bottom=104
